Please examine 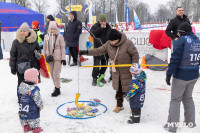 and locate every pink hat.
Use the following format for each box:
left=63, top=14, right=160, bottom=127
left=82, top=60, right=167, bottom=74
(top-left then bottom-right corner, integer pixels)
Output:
left=24, top=68, right=39, bottom=84
left=48, top=21, right=57, bottom=29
